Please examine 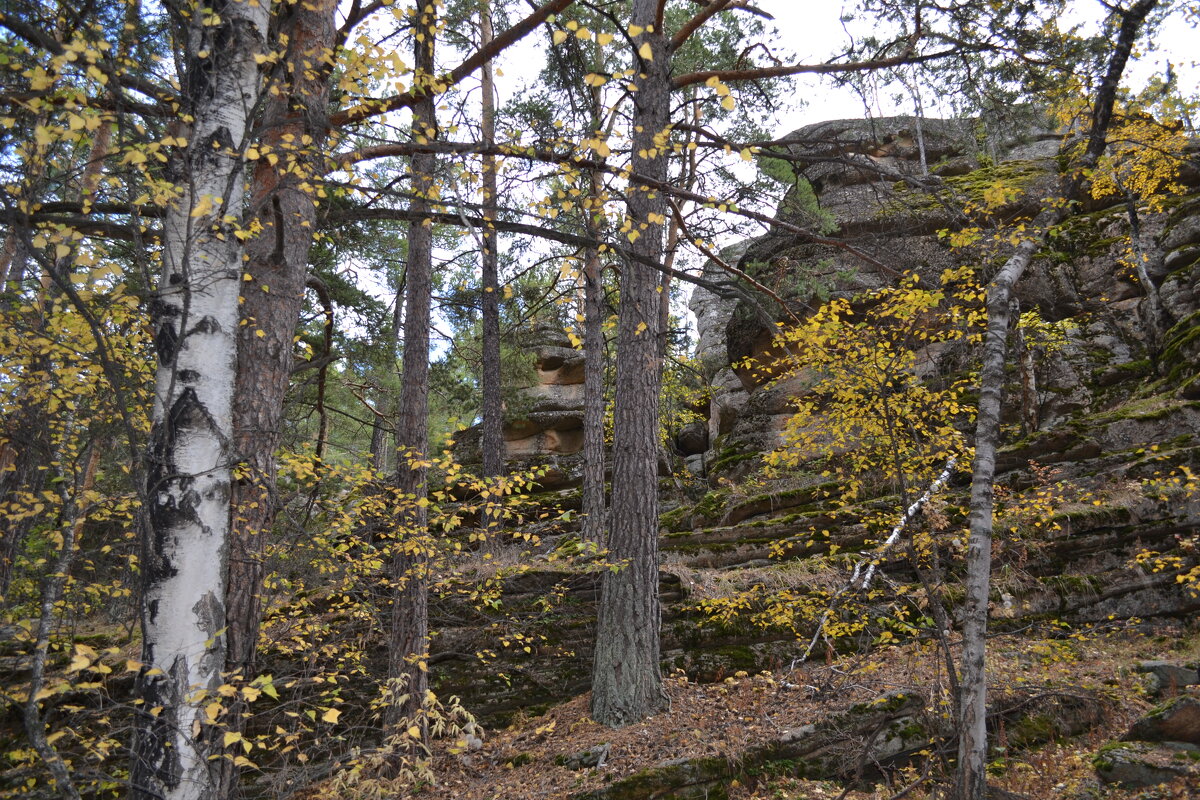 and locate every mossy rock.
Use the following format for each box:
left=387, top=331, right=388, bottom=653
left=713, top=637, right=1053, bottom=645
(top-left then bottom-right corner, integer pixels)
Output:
left=573, top=756, right=731, bottom=800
